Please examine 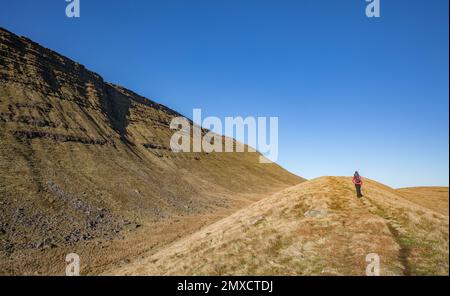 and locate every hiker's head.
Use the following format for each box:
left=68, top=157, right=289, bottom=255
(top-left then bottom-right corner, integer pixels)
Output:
left=354, top=171, right=360, bottom=178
